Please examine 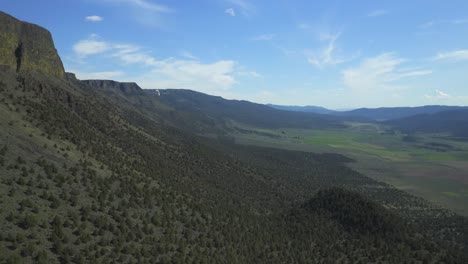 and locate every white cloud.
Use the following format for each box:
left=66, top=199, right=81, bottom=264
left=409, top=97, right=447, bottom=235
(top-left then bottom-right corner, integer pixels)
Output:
left=72, top=36, right=157, bottom=65
left=343, top=53, right=432, bottom=92
left=111, top=44, right=158, bottom=66
left=424, top=89, right=451, bottom=99
left=180, top=51, right=198, bottom=60
left=420, top=21, right=436, bottom=28
left=101, top=0, right=171, bottom=12
left=306, top=33, right=355, bottom=68
left=225, top=8, right=236, bottom=17
left=252, top=34, right=275, bottom=41
left=433, top=50, right=468, bottom=62
left=452, top=18, right=468, bottom=24
left=297, top=23, right=310, bottom=30
left=424, top=90, right=468, bottom=104
left=136, top=59, right=237, bottom=93
left=73, top=39, right=111, bottom=57
left=71, top=36, right=241, bottom=94
left=420, top=18, right=468, bottom=28
left=85, top=15, right=103, bottom=22
left=368, top=9, right=388, bottom=17
left=237, top=71, right=262, bottom=78
left=397, top=70, right=433, bottom=78
left=227, top=0, right=254, bottom=16
left=97, top=0, right=172, bottom=27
